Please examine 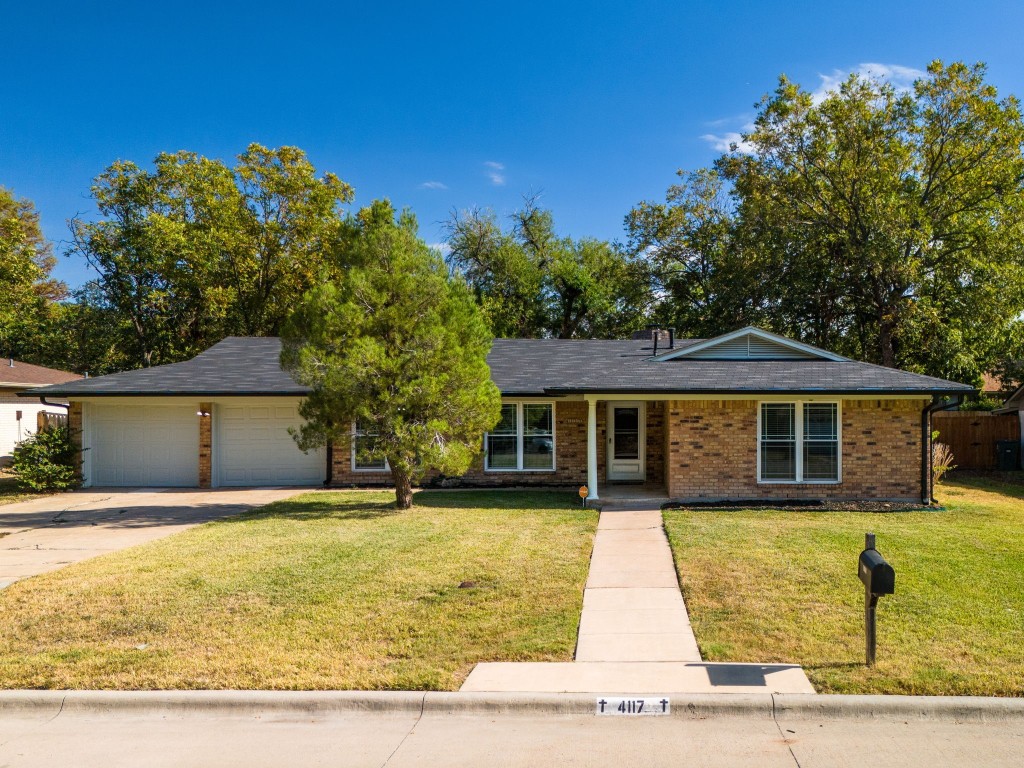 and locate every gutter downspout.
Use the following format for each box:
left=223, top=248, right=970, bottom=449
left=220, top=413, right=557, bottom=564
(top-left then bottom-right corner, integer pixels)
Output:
left=39, top=397, right=69, bottom=411
left=922, top=395, right=963, bottom=505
